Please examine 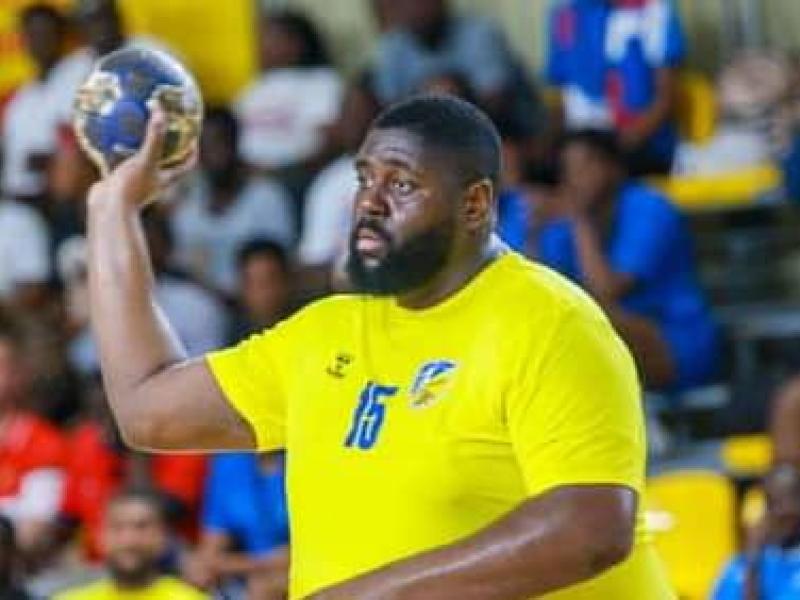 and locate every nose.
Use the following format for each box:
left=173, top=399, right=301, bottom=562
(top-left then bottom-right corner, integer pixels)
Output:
left=356, top=184, right=390, bottom=219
